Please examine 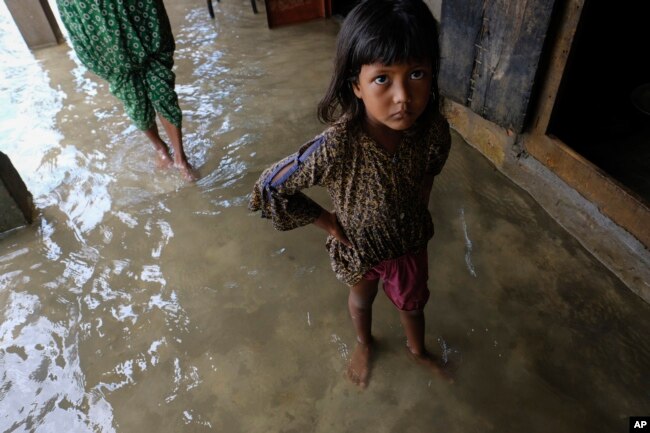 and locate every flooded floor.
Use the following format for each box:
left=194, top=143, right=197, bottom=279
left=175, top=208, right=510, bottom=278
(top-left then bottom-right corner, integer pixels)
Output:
left=1, top=1, right=649, bottom=432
